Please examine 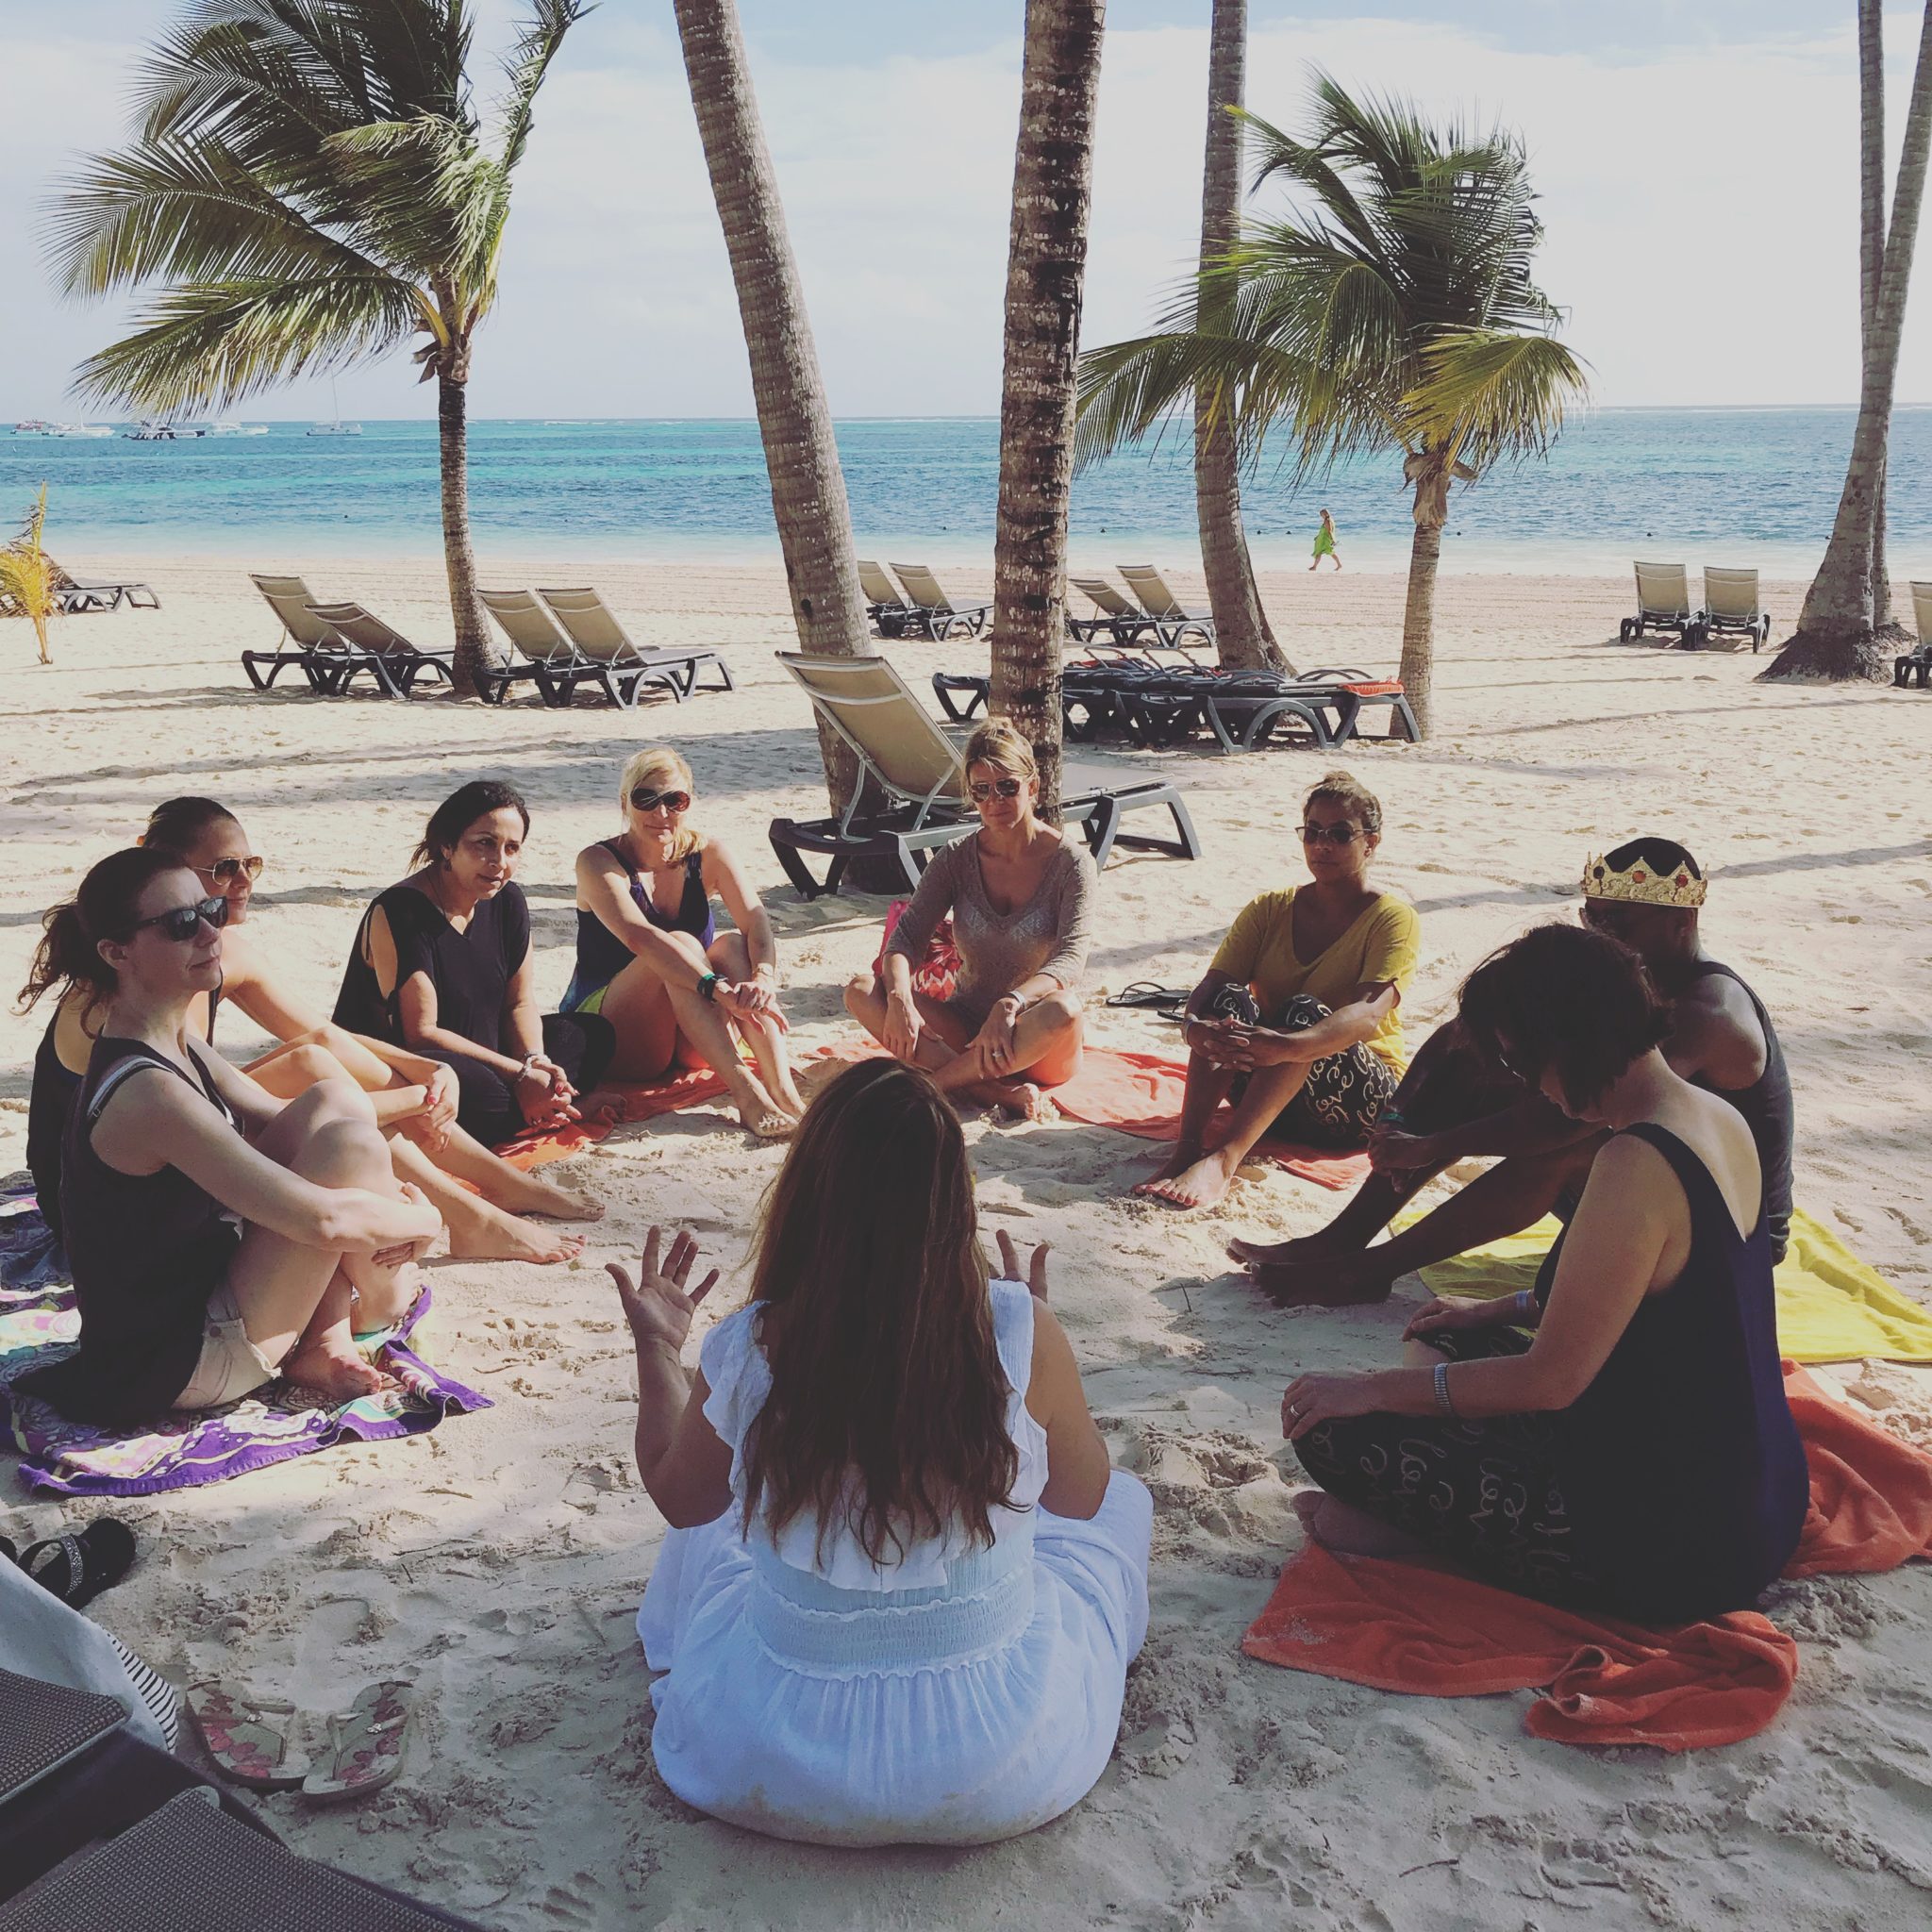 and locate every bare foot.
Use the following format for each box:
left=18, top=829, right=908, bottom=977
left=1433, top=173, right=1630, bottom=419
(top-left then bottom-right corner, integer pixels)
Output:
left=575, top=1086, right=629, bottom=1126
left=1130, top=1144, right=1202, bottom=1195
left=494, top=1169, right=606, bottom=1223
left=1291, top=1489, right=1428, bottom=1558
left=1137, top=1148, right=1239, bottom=1211
left=448, top=1206, right=588, bottom=1266
left=1250, top=1248, right=1396, bottom=1308
left=993, top=1081, right=1057, bottom=1125
left=1226, top=1226, right=1356, bottom=1269
left=281, top=1331, right=385, bottom=1402
left=737, top=1104, right=797, bottom=1141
